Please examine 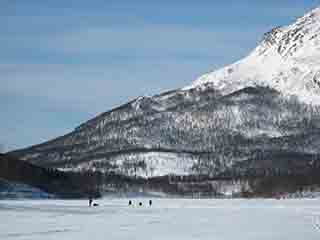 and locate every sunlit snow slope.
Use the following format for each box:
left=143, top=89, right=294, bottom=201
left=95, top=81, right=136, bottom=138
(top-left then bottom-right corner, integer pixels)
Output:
left=186, top=7, right=320, bottom=103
